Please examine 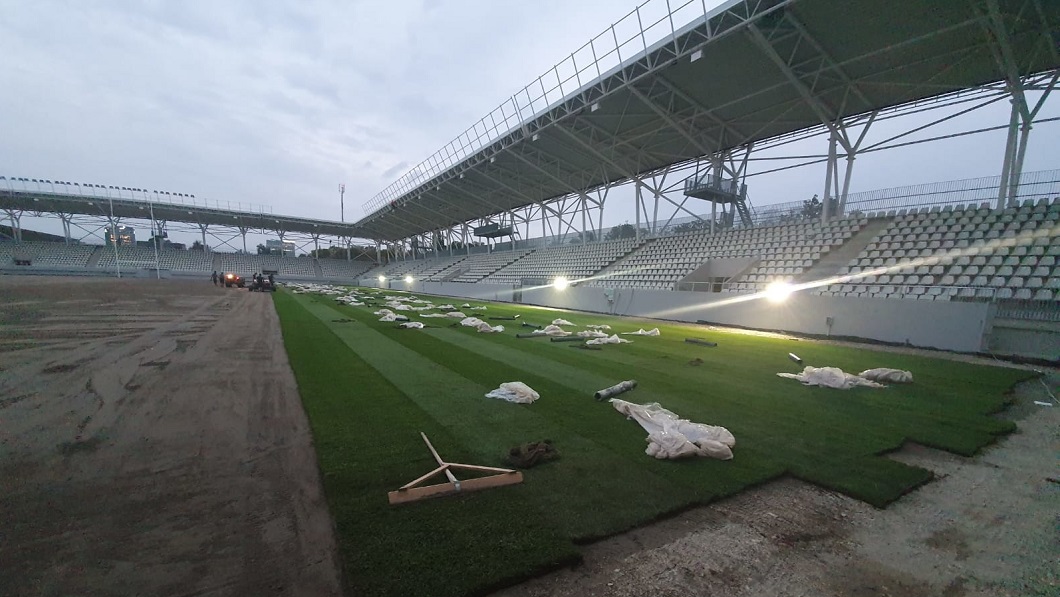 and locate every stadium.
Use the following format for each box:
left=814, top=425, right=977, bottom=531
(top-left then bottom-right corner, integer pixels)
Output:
left=1, top=1, right=1058, bottom=596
